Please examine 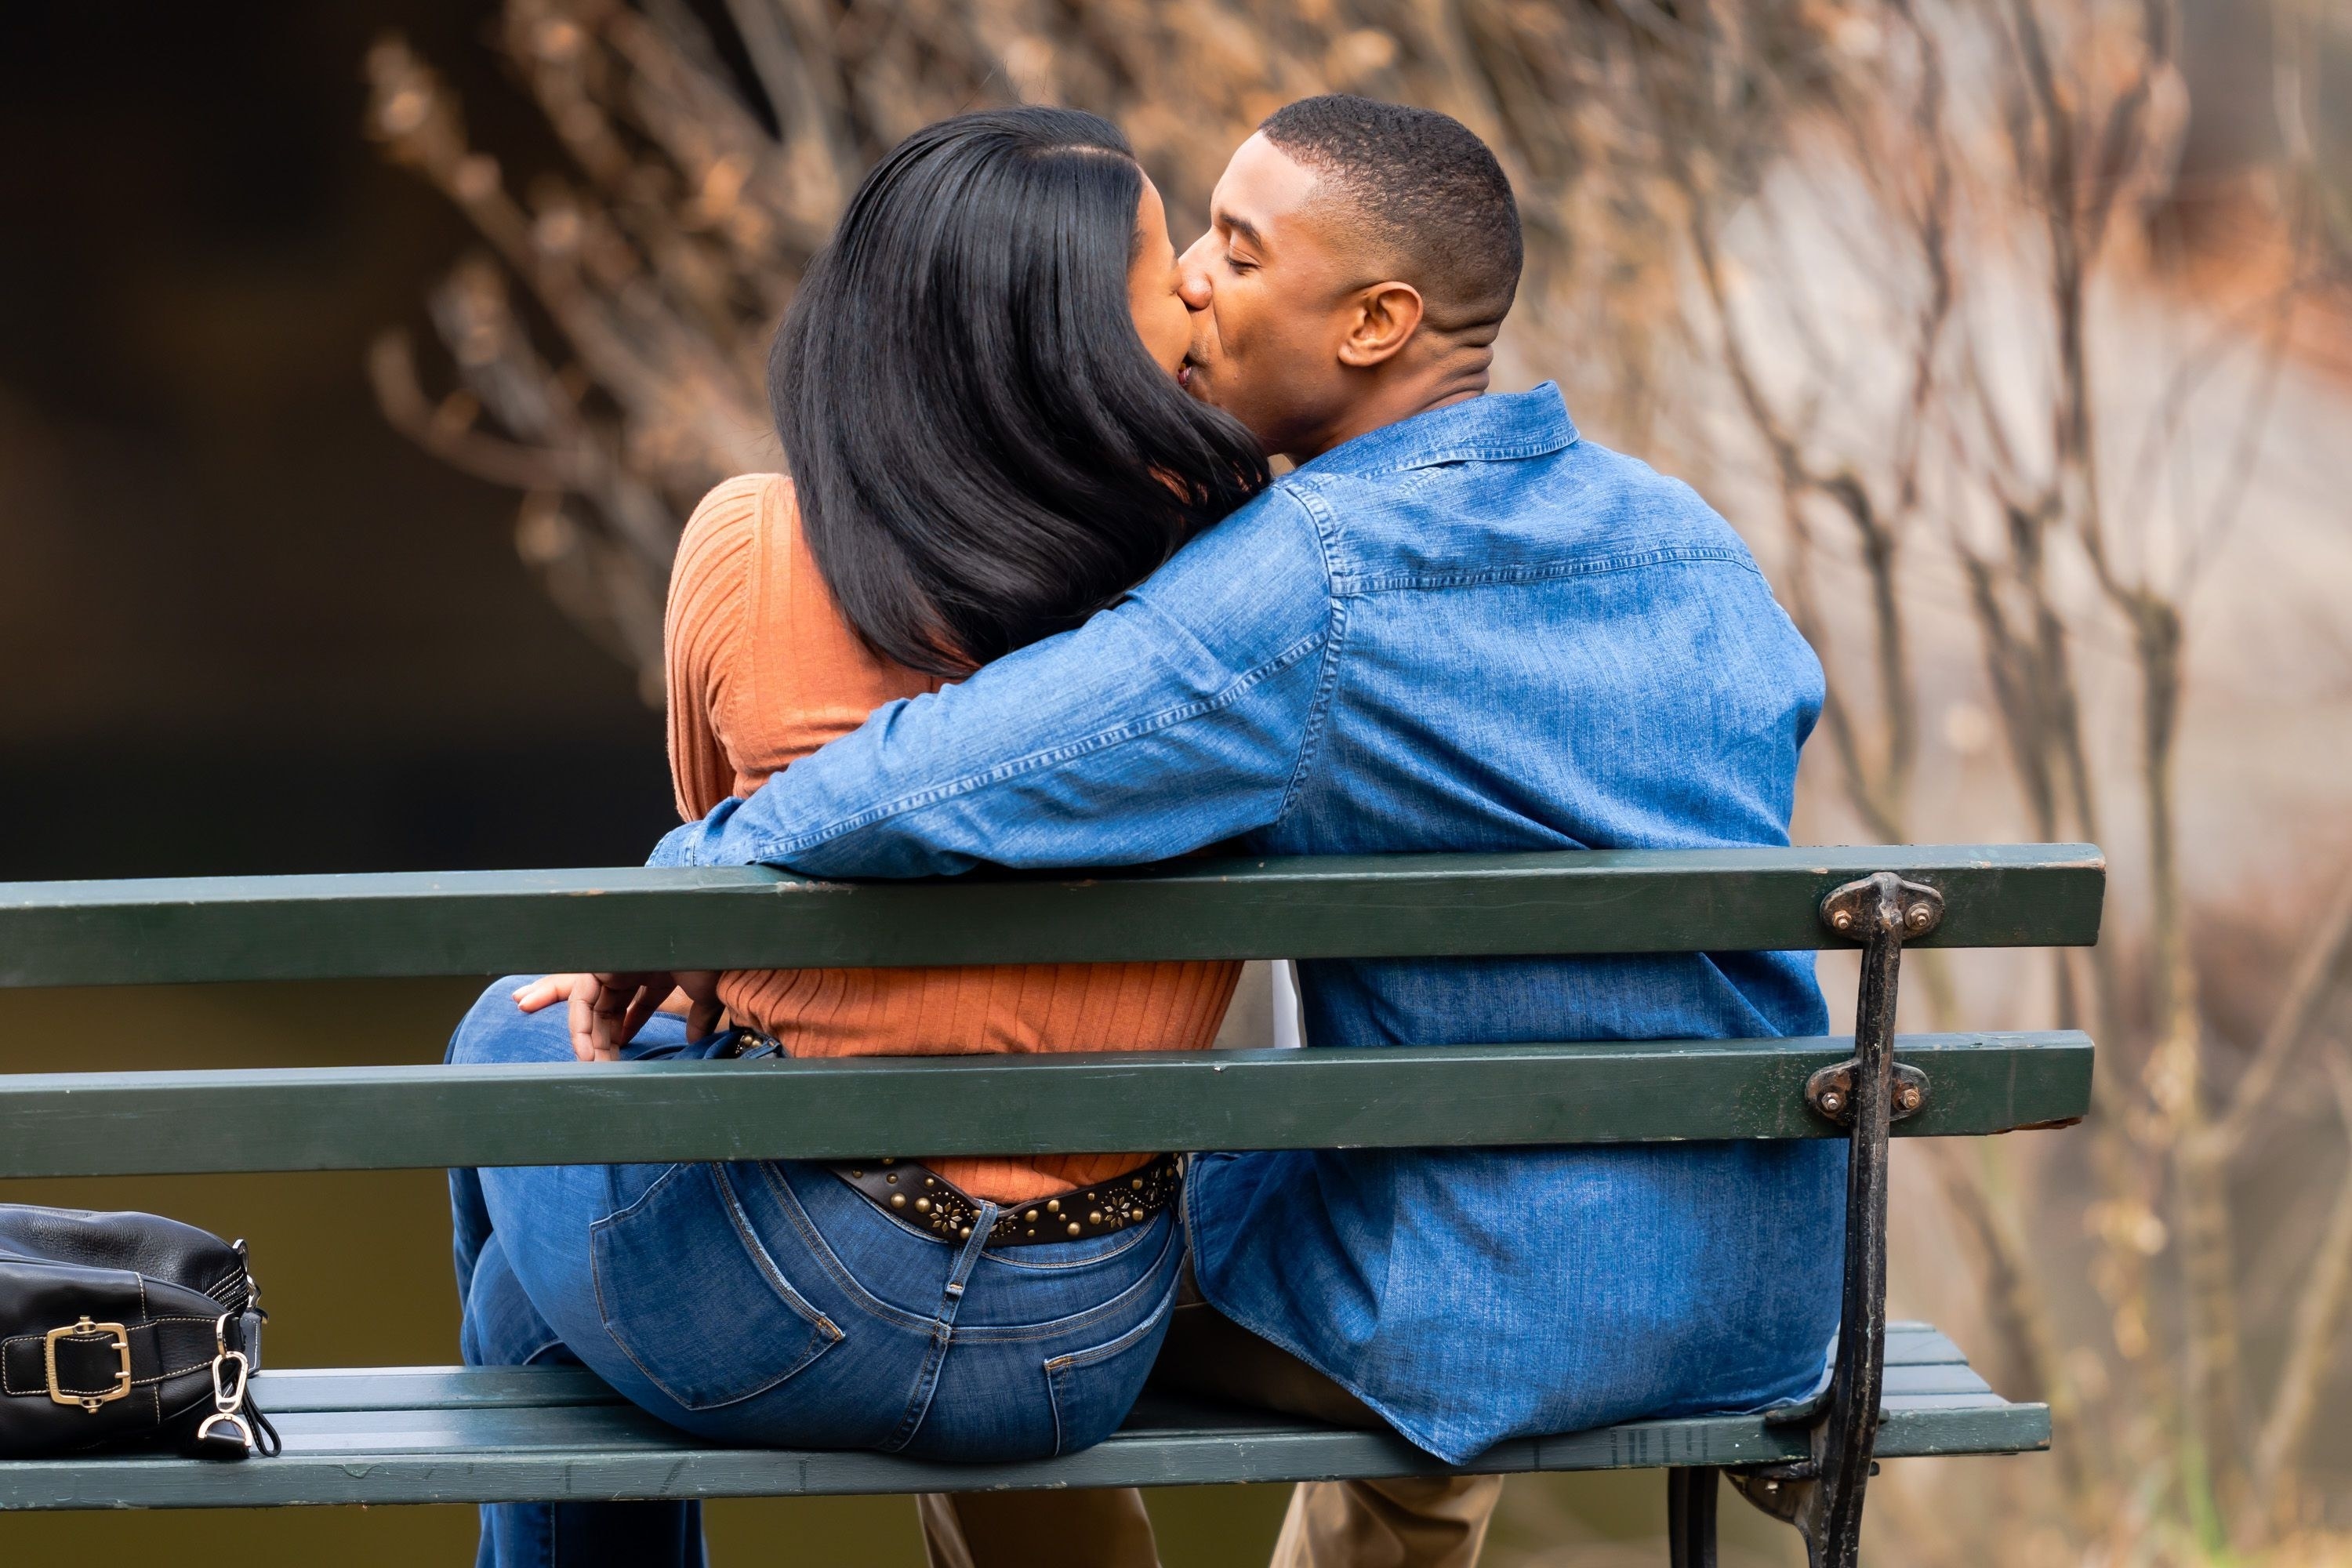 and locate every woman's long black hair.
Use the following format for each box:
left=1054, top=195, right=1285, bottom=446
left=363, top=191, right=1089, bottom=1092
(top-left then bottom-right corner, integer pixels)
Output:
left=770, top=107, right=1270, bottom=674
